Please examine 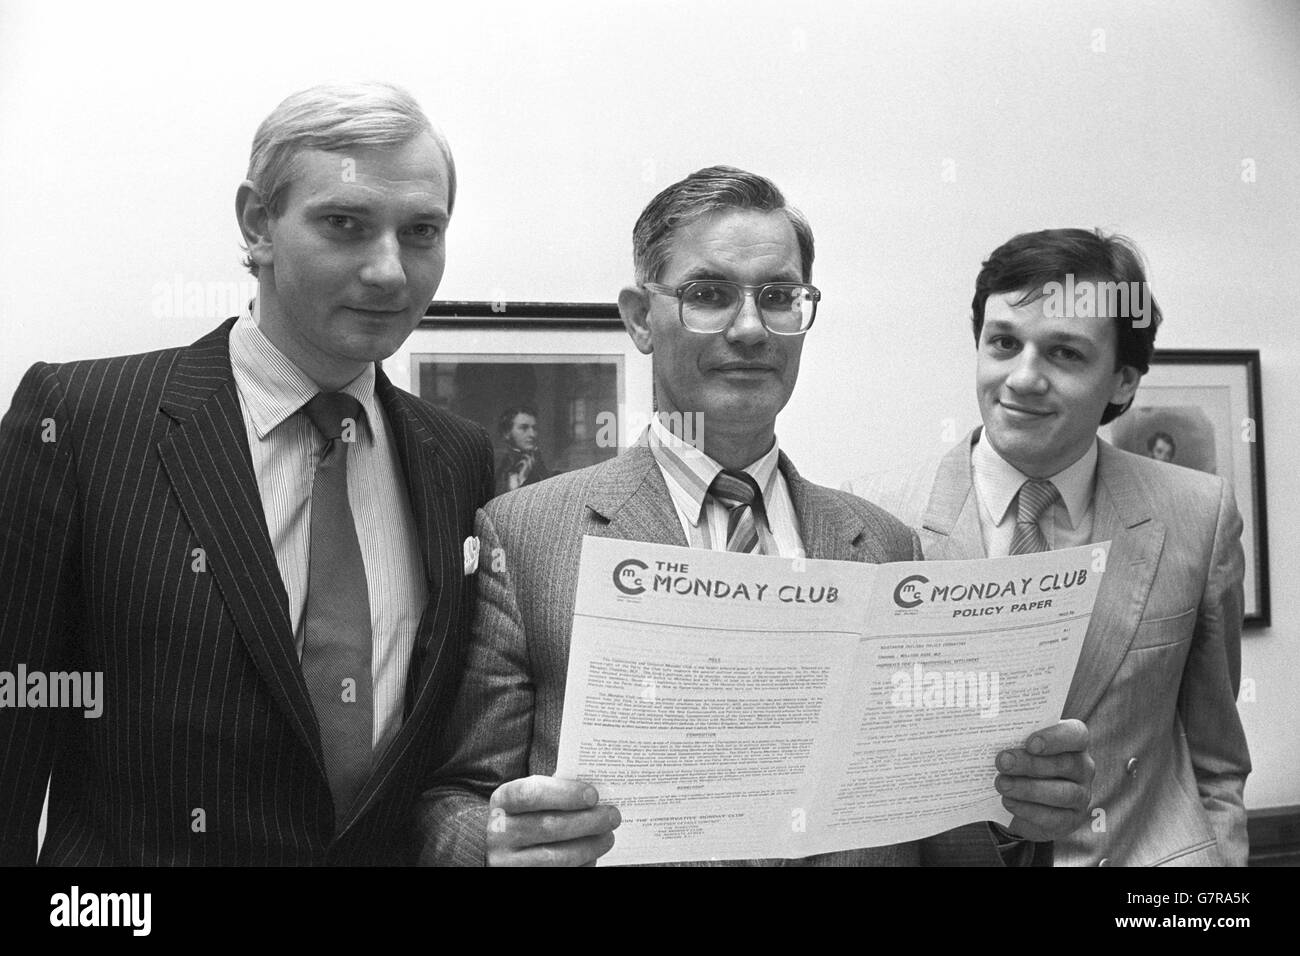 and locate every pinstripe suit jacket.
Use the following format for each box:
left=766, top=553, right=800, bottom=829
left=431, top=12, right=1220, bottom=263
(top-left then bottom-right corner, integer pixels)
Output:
left=417, top=442, right=1016, bottom=866
left=0, top=318, right=494, bottom=865
left=844, top=429, right=1251, bottom=866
